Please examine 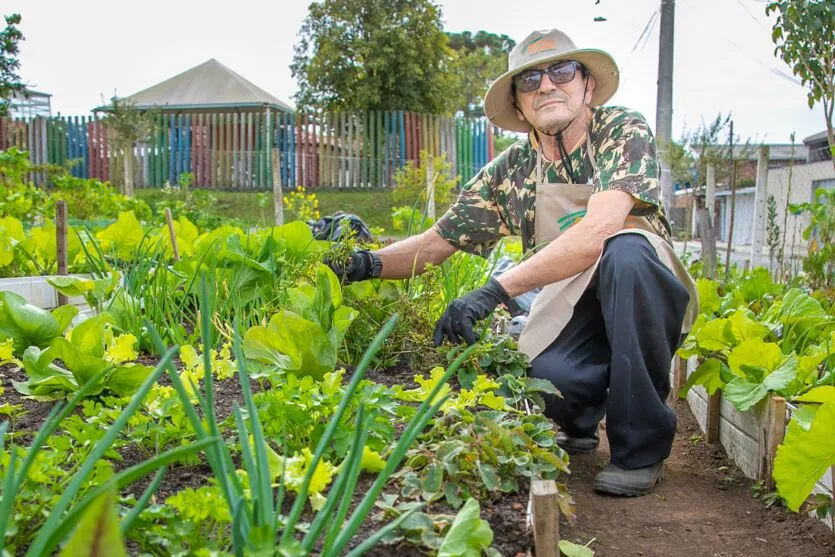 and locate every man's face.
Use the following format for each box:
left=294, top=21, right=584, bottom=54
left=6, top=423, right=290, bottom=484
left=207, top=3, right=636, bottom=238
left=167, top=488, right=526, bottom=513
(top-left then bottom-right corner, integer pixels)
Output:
left=514, top=61, right=596, bottom=134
